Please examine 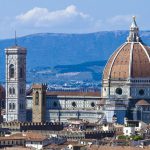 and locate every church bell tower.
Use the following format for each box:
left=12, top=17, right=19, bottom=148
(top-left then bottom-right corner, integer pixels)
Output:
left=5, top=41, right=27, bottom=122
left=32, top=84, right=47, bottom=123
